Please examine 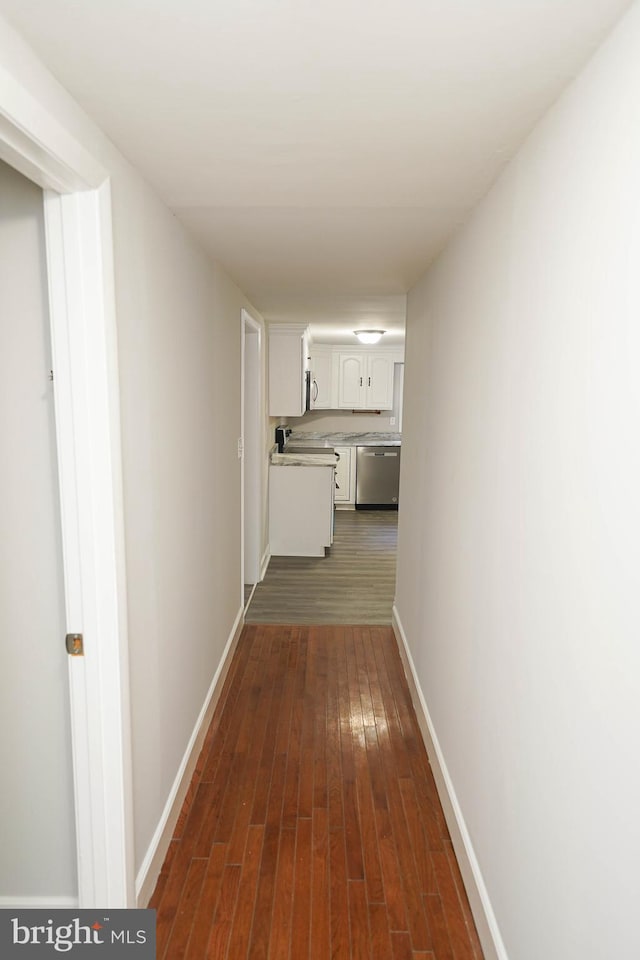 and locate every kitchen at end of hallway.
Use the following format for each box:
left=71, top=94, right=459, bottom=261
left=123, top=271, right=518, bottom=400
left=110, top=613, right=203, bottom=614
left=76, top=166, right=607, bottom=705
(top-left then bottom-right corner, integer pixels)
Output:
left=269, top=429, right=401, bottom=558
